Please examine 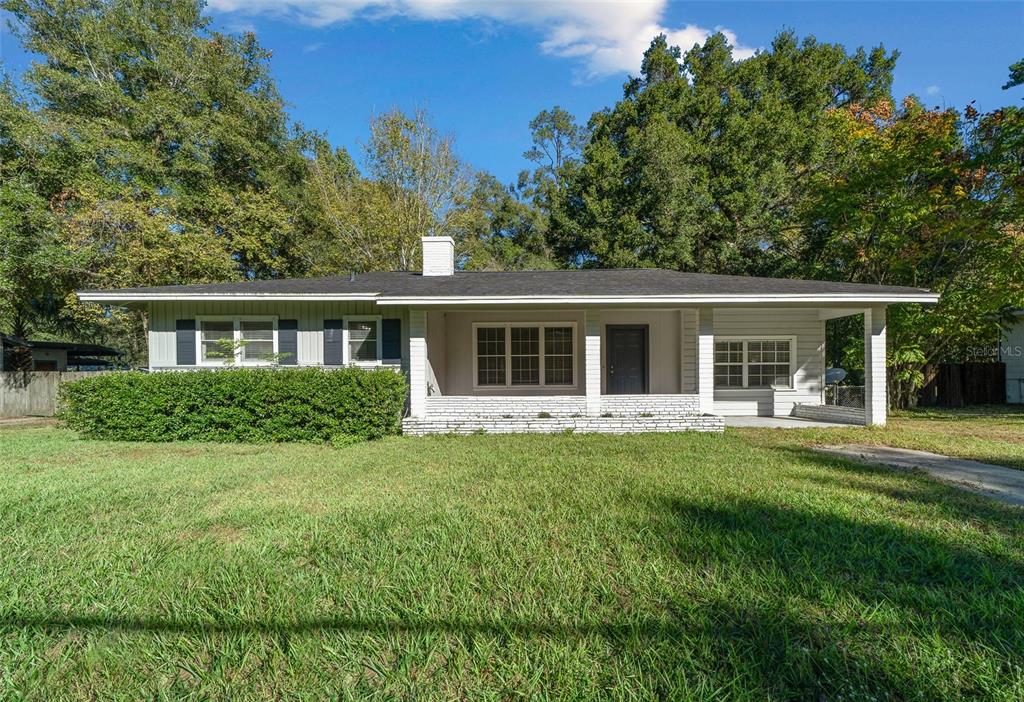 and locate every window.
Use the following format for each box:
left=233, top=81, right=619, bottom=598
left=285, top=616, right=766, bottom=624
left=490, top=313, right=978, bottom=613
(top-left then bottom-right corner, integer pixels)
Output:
left=198, top=318, right=277, bottom=365
left=348, top=319, right=379, bottom=363
left=713, top=340, right=744, bottom=388
left=510, top=327, right=539, bottom=385
left=240, top=320, right=274, bottom=362
left=200, top=320, right=235, bottom=362
left=747, top=340, right=791, bottom=388
left=474, top=323, right=576, bottom=388
left=476, top=326, right=506, bottom=386
left=714, top=338, right=793, bottom=389
left=544, top=327, right=574, bottom=385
